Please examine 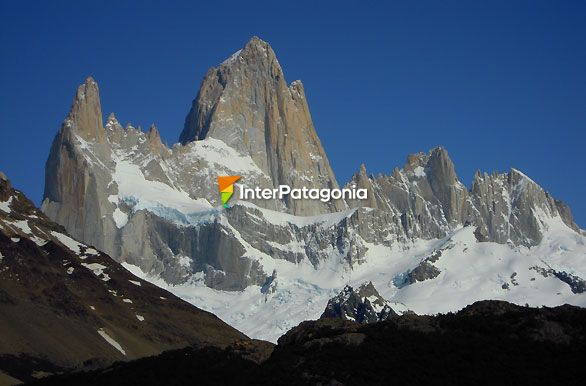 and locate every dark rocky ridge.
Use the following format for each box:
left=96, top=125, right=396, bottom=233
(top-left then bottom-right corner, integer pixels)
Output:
left=33, top=301, right=586, bottom=386
left=0, top=175, right=250, bottom=384
left=321, top=282, right=398, bottom=323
